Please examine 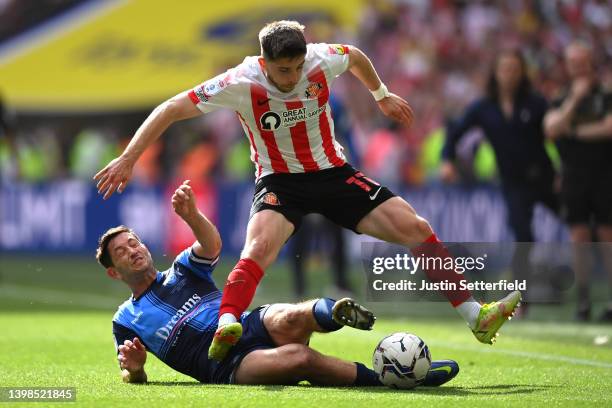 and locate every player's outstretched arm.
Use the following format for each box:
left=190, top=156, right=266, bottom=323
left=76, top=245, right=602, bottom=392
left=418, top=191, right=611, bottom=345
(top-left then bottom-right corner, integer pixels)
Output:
left=347, top=46, right=414, bottom=127
left=172, top=180, right=222, bottom=259
left=118, top=338, right=148, bottom=383
left=94, top=92, right=201, bottom=200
